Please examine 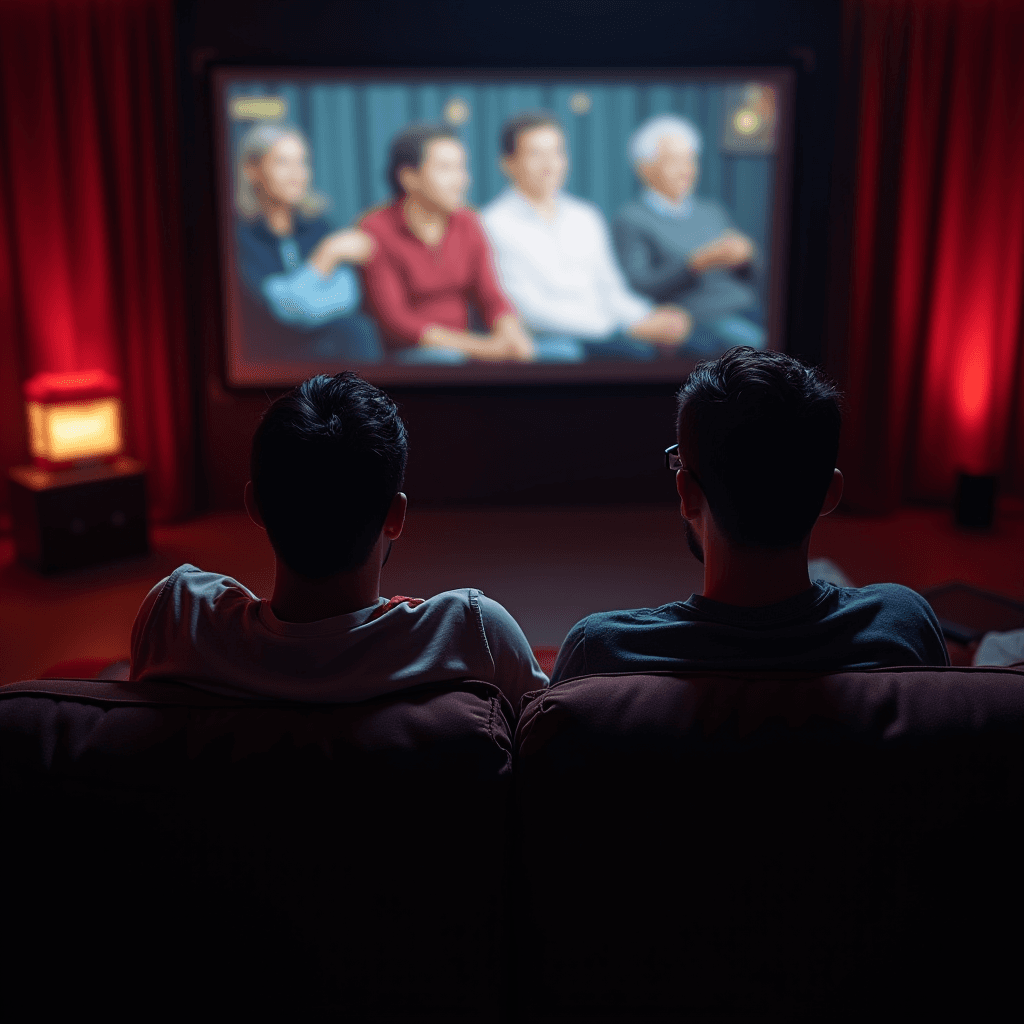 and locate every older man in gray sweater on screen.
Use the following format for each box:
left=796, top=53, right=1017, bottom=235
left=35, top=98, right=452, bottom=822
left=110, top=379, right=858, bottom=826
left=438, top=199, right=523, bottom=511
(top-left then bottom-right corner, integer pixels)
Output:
left=612, top=114, right=767, bottom=357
